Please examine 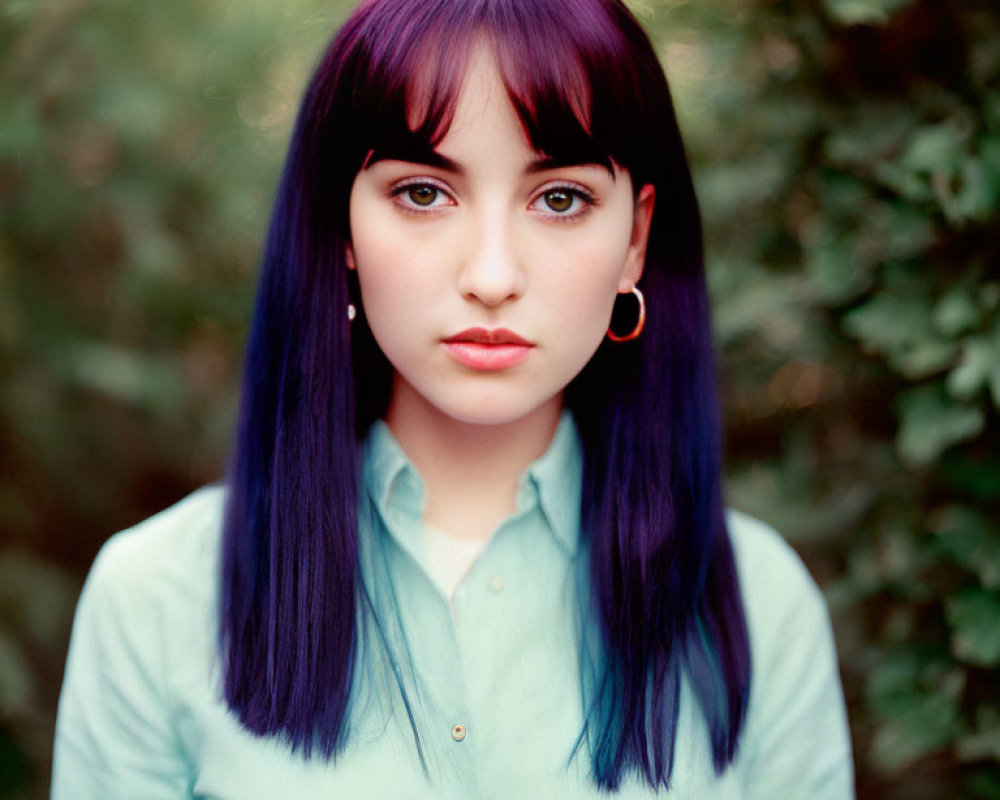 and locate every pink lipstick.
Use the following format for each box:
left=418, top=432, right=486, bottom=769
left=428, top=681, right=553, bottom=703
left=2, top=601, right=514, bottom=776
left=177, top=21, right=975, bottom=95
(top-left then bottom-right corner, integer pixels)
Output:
left=441, top=327, right=534, bottom=371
